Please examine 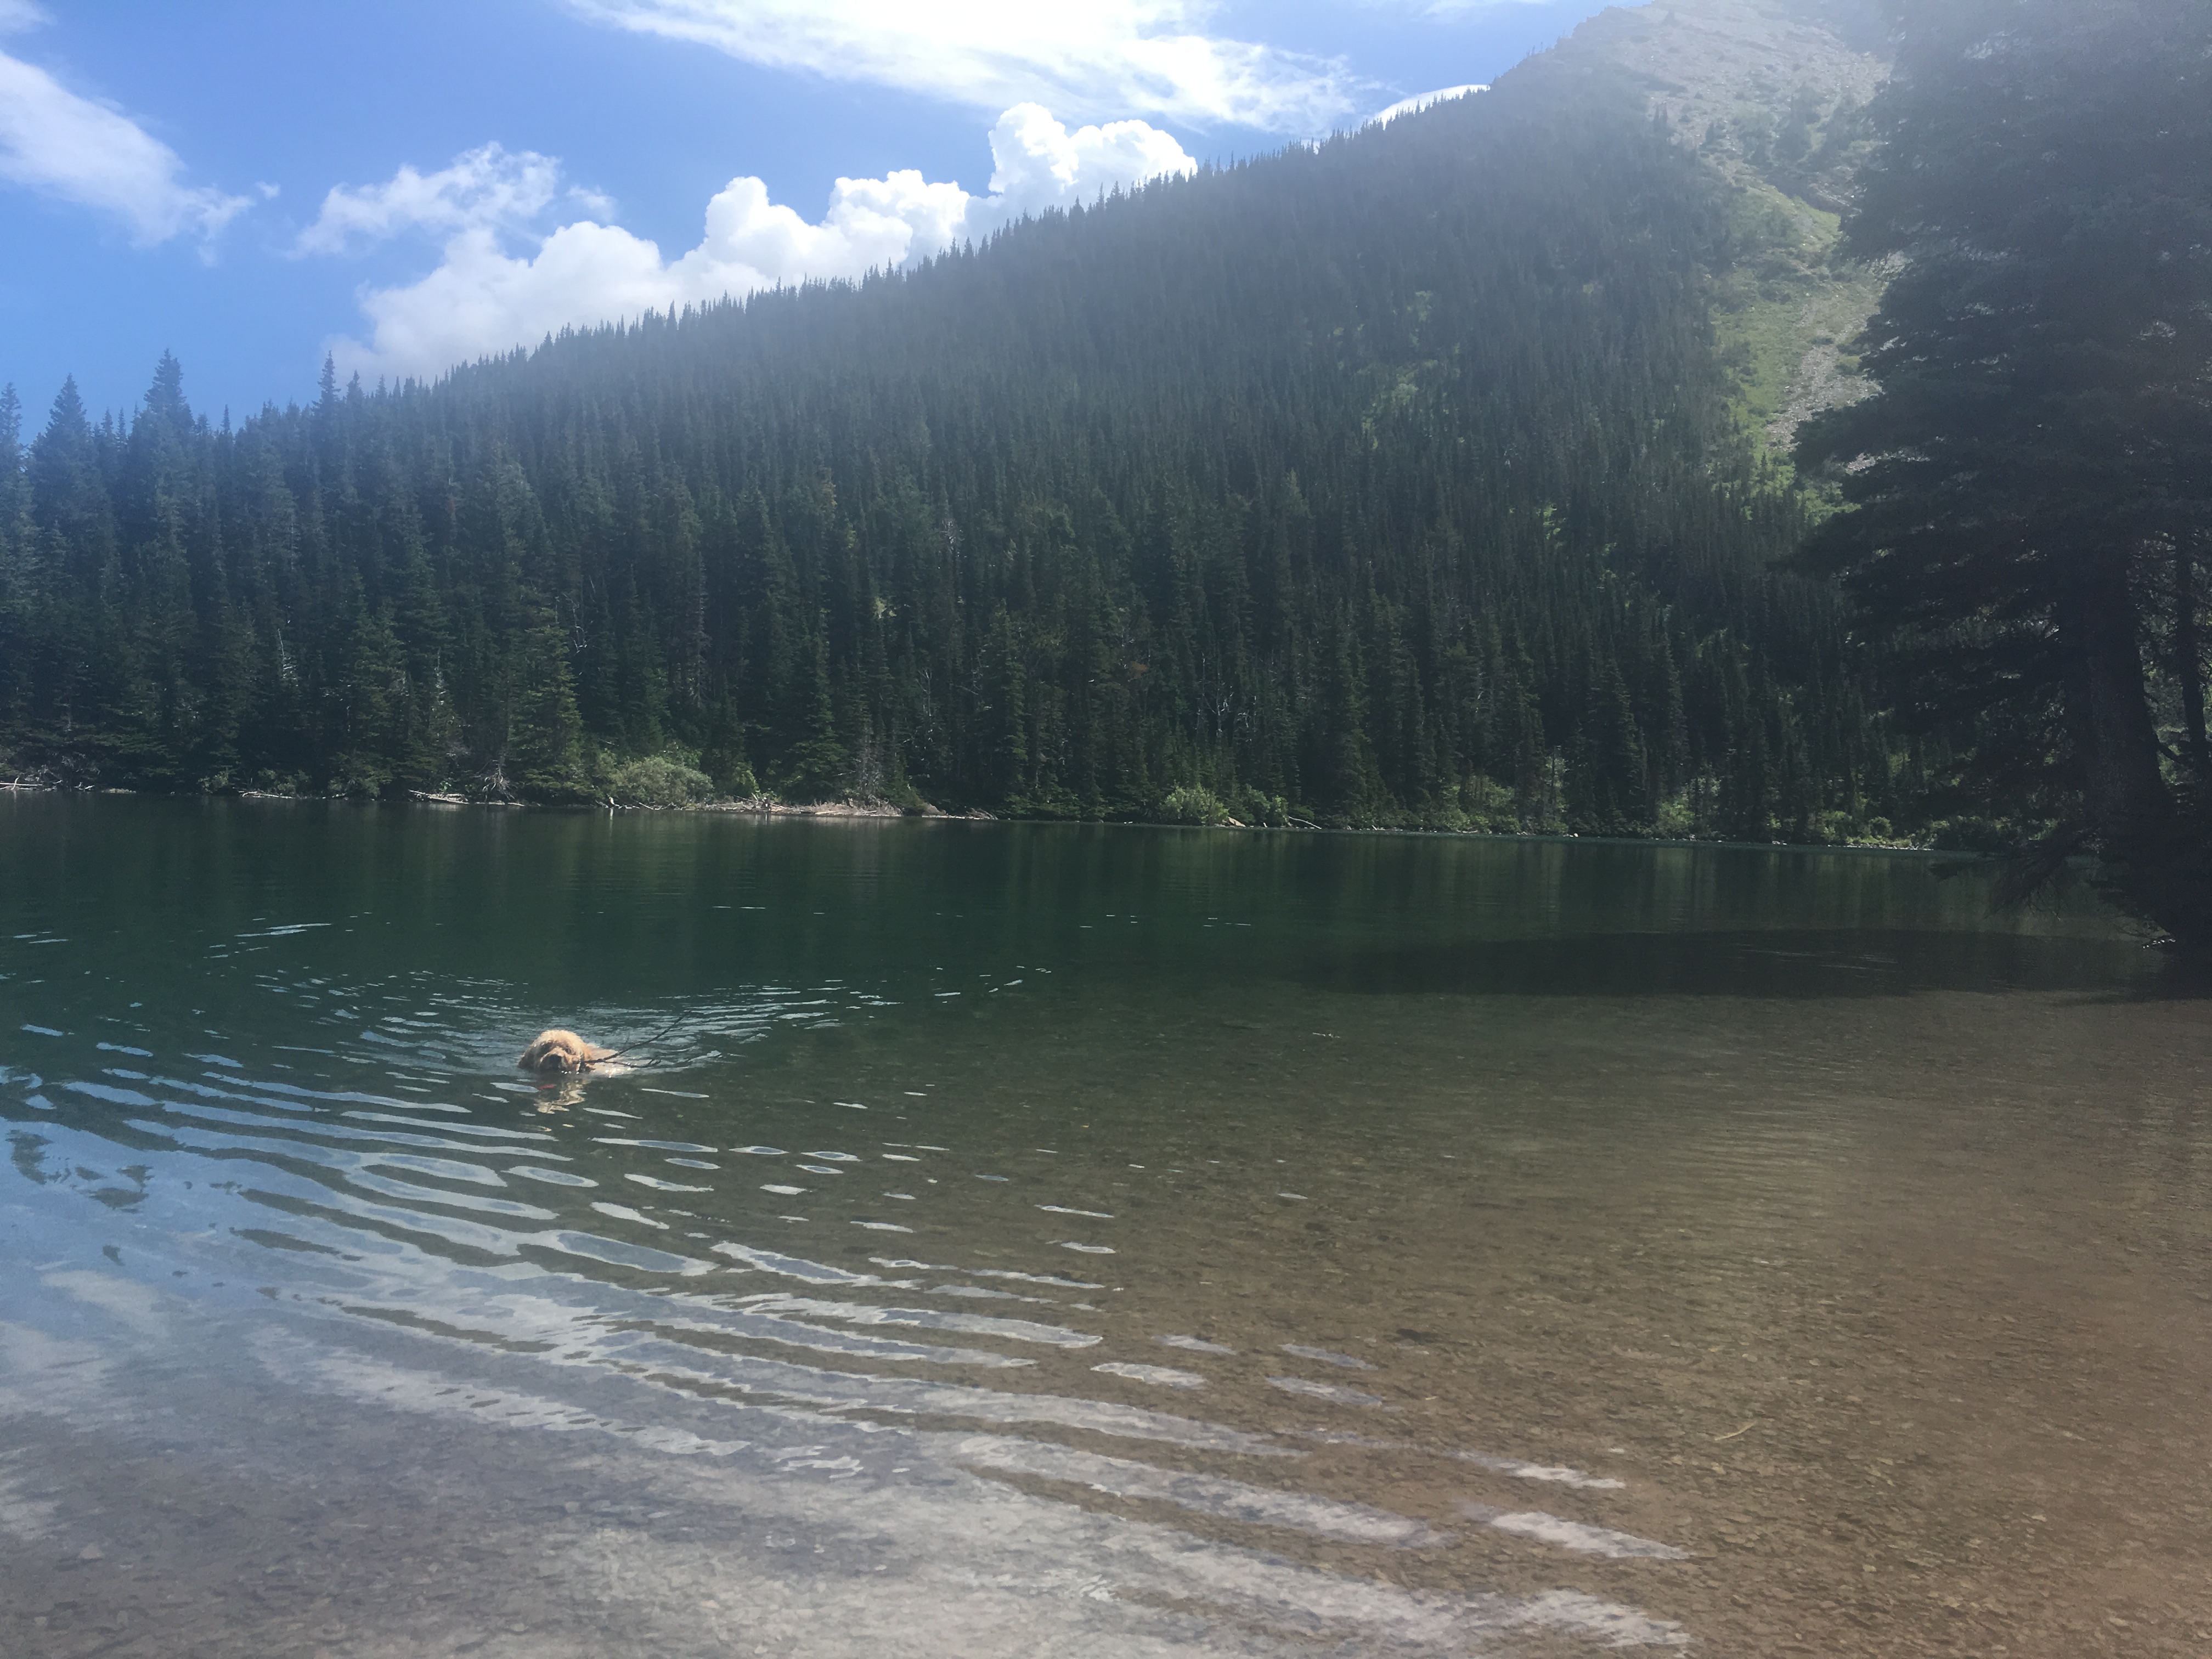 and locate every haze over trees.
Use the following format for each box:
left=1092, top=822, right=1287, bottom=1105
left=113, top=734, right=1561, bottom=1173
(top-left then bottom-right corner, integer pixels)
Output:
left=0, top=32, right=1900, bottom=839
left=1798, top=0, right=2212, bottom=940
left=2, top=0, right=2203, bottom=931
